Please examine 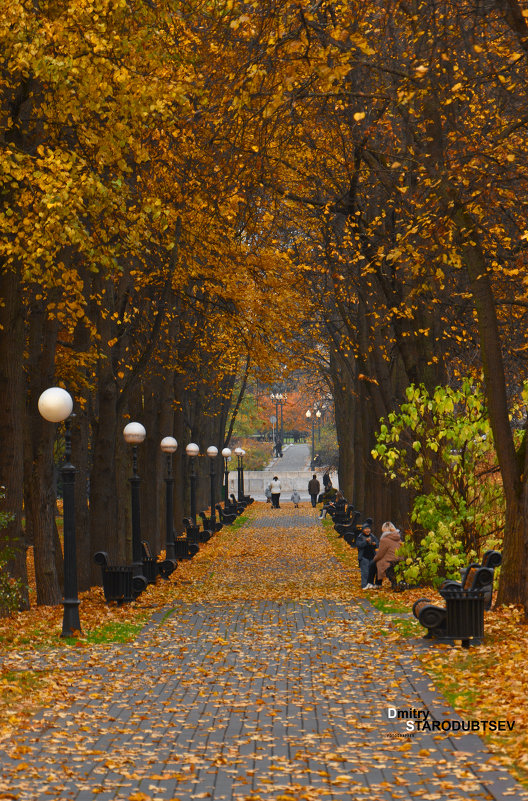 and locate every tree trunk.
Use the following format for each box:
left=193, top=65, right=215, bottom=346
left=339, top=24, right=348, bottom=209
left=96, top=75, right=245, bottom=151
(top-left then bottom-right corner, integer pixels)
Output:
left=456, top=208, right=527, bottom=608
left=156, top=374, right=176, bottom=553
left=24, top=308, right=62, bottom=606
left=0, top=268, right=29, bottom=608
left=139, top=377, right=165, bottom=555
left=72, top=406, right=91, bottom=591
left=89, top=365, right=119, bottom=579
